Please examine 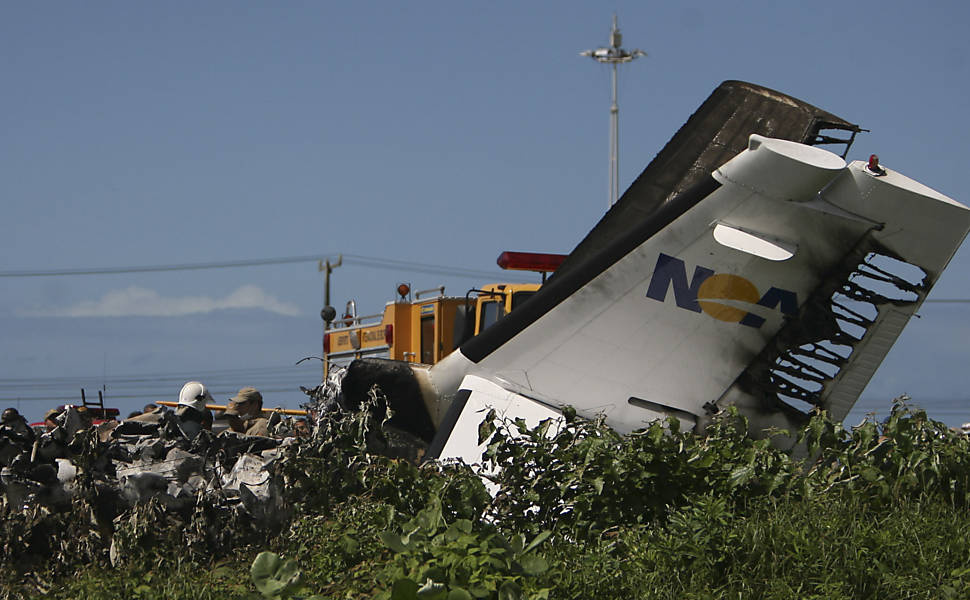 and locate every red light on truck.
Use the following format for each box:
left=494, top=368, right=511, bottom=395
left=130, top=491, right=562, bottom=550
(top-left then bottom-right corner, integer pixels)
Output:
left=323, top=333, right=331, bottom=353
left=496, top=251, right=568, bottom=273
left=385, top=324, right=393, bottom=346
